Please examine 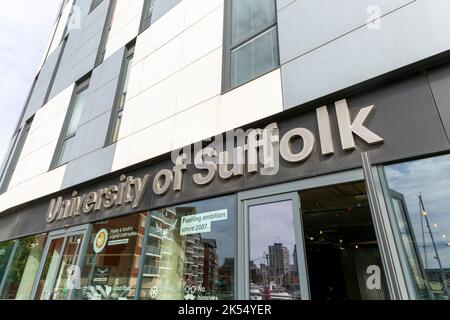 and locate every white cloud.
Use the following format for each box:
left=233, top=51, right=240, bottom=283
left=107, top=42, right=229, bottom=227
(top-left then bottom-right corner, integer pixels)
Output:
left=0, top=0, right=61, bottom=165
